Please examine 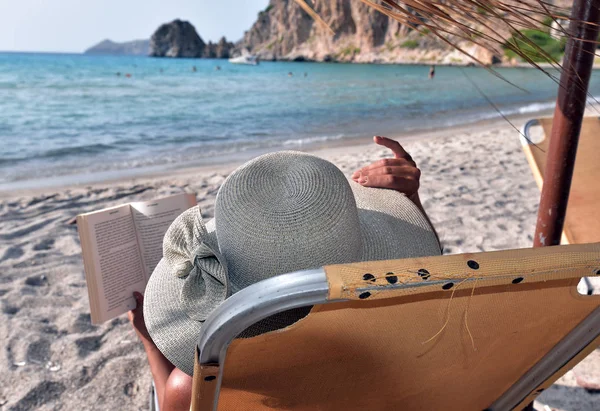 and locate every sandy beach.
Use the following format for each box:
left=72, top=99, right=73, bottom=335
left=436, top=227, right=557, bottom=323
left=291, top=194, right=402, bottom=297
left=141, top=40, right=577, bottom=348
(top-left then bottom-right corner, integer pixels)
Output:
left=1, top=119, right=598, bottom=410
